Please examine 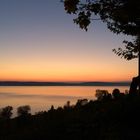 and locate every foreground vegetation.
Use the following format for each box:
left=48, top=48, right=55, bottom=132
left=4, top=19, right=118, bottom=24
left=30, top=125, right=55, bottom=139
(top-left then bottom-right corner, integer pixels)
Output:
left=0, top=89, right=140, bottom=140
